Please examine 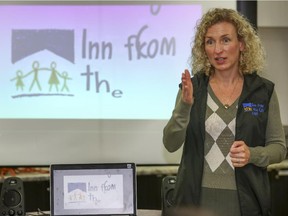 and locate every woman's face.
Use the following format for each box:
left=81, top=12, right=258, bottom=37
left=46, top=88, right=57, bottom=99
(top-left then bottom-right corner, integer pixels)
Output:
left=204, top=21, right=244, bottom=74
